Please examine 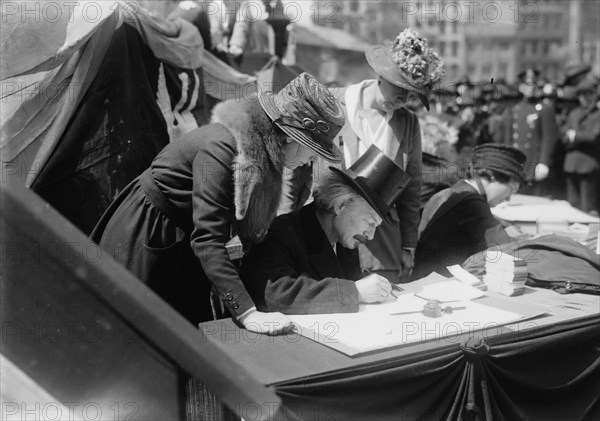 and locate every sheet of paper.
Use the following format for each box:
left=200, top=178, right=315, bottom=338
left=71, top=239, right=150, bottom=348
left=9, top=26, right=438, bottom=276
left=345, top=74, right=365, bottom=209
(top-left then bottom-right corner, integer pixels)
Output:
left=289, top=295, right=528, bottom=356
left=492, top=200, right=600, bottom=223
left=401, top=272, right=485, bottom=302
